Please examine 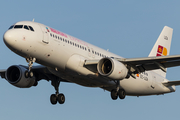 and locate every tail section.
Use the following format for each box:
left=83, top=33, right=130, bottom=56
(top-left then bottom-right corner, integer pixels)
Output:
left=148, top=26, right=173, bottom=77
